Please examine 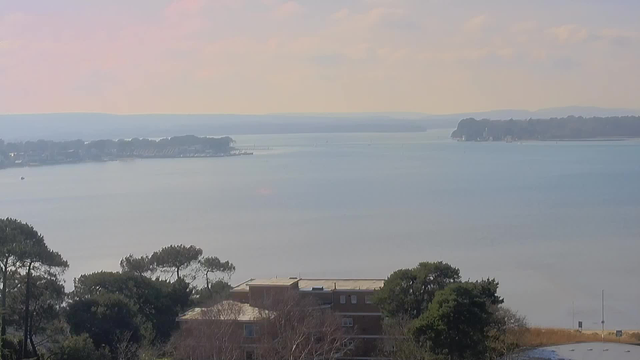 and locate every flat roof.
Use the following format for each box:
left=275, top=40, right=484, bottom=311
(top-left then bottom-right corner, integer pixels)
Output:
left=231, top=278, right=299, bottom=291
left=298, top=279, right=384, bottom=291
left=232, top=278, right=384, bottom=292
left=178, top=301, right=271, bottom=321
